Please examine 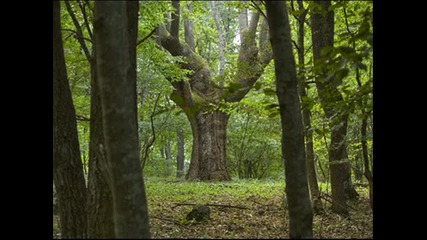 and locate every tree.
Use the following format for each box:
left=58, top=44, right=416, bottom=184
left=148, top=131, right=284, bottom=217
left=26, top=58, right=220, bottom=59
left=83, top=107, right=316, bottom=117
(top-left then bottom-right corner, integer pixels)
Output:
left=53, top=1, right=87, bottom=238
left=157, top=1, right=272, bottom=181
left=310, top=0, right=357, bottom=214
left=94, top=1, right=151, bottom=238
left=63, top=1, right=115, bottom=237
left=290, top=0, right=324, bottom=214
left=265, top=1, right=313, bottom=238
